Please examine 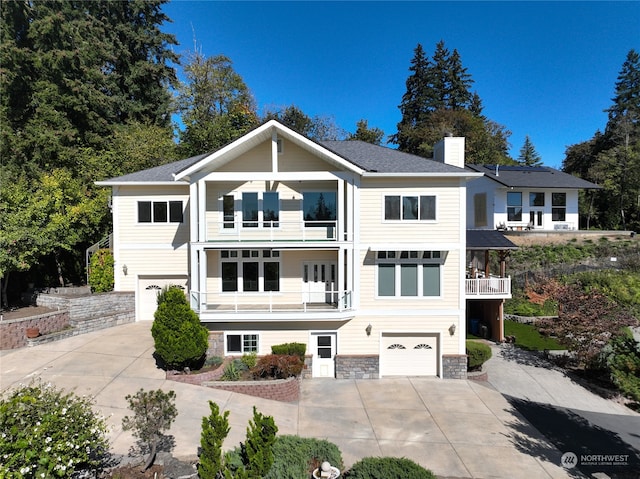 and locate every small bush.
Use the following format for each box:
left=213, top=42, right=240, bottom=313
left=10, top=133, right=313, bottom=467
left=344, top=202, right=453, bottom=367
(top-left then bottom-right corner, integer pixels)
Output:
left=88, top=248, right=114, bottom=293
left=221, top=360, right=243, bottom=381
left=0, top=381, right=109, bottom=478
left=466, top=340, right=492, bottom=371
left=344, top=457, right=436, bottom=479
left=204, top=355, right=224, bottom=369
left=262, top=435, right=343, bottom=479
left=251, top=354, right=303, bottom=379
left=272, top=342, right=306, bottom=358
left=198, top=401, right=230, bottom=478
left=241, top=351, right=258, bottom=369
left=601, top=328, right=640, bottom=403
